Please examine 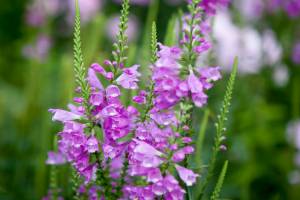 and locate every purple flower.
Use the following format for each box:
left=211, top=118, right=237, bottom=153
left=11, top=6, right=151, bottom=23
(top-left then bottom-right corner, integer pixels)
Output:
left=175, top=165, right=199, bottom=186
left=88, top=68, right=104, bottom=90
left=172, top=146, right=194, bottom=162
left=284, top=0, right=300, bottom=18
left=116, top=65, right=141, bottom=89
left=49, top=109, right=81, bottom=122
left=199, top=0, right=230, bottom=16
left=106, top=85, right=121, bottom=98
left=188, top=70, right=203, bottom=94
left=133, top=90, right=147, bottom=104
left=133, top=140, right=163, bottom=157
left=194, top=39, right=211, bottom=54
left=87, top=136, right=99, bottom=153
left=91, top=63, right=114, bottom=80
left=198, top=67, right=222, bottom=81
left=45, top=0, right=224, bottom=197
